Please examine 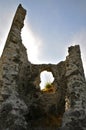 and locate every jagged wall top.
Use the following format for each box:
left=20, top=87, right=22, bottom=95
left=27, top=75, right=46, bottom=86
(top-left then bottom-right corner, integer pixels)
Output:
left=12, top=4, right=26, bottom=30
left=0, top=4, right=29, bottom=100
left=2, top=4, right=26, bottom=52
